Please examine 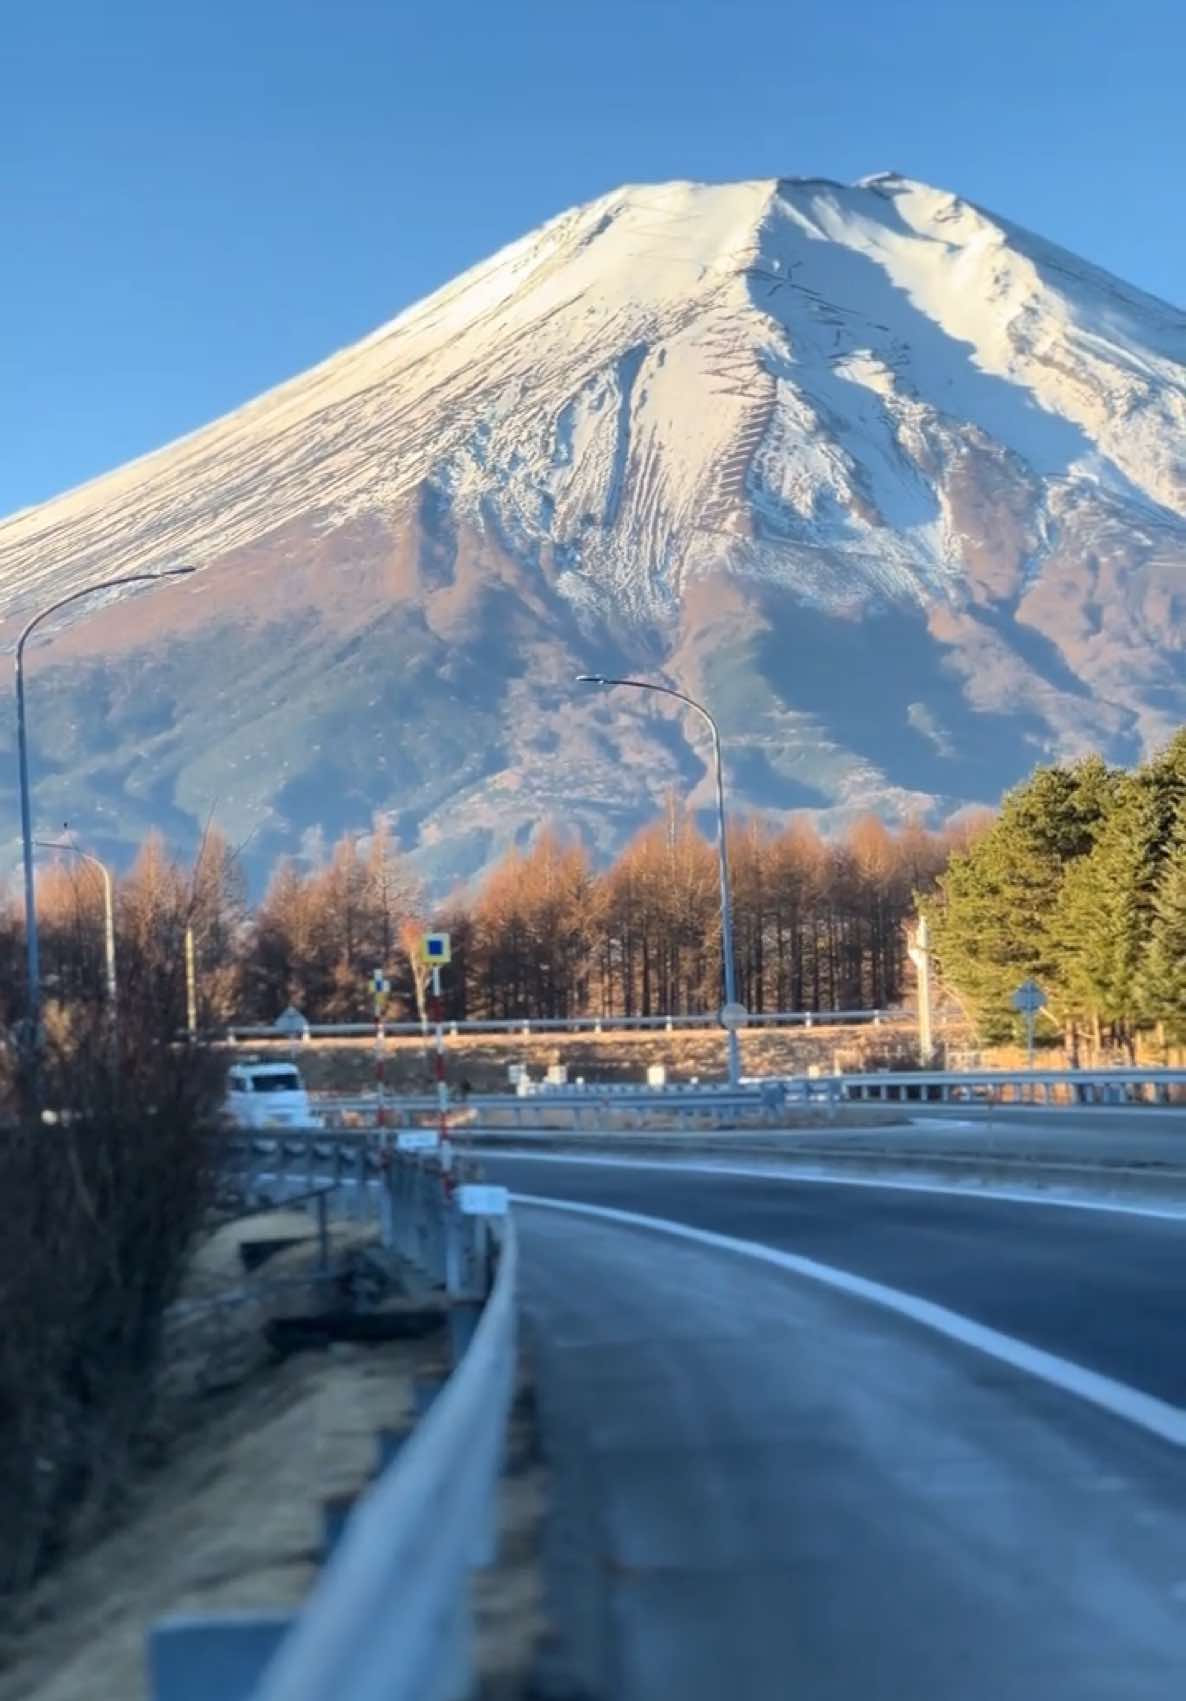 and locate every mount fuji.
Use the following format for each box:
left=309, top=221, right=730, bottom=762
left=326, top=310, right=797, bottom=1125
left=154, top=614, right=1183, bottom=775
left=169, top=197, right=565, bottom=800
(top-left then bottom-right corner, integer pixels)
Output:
left=2, top=173, right=1185, bottom=886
